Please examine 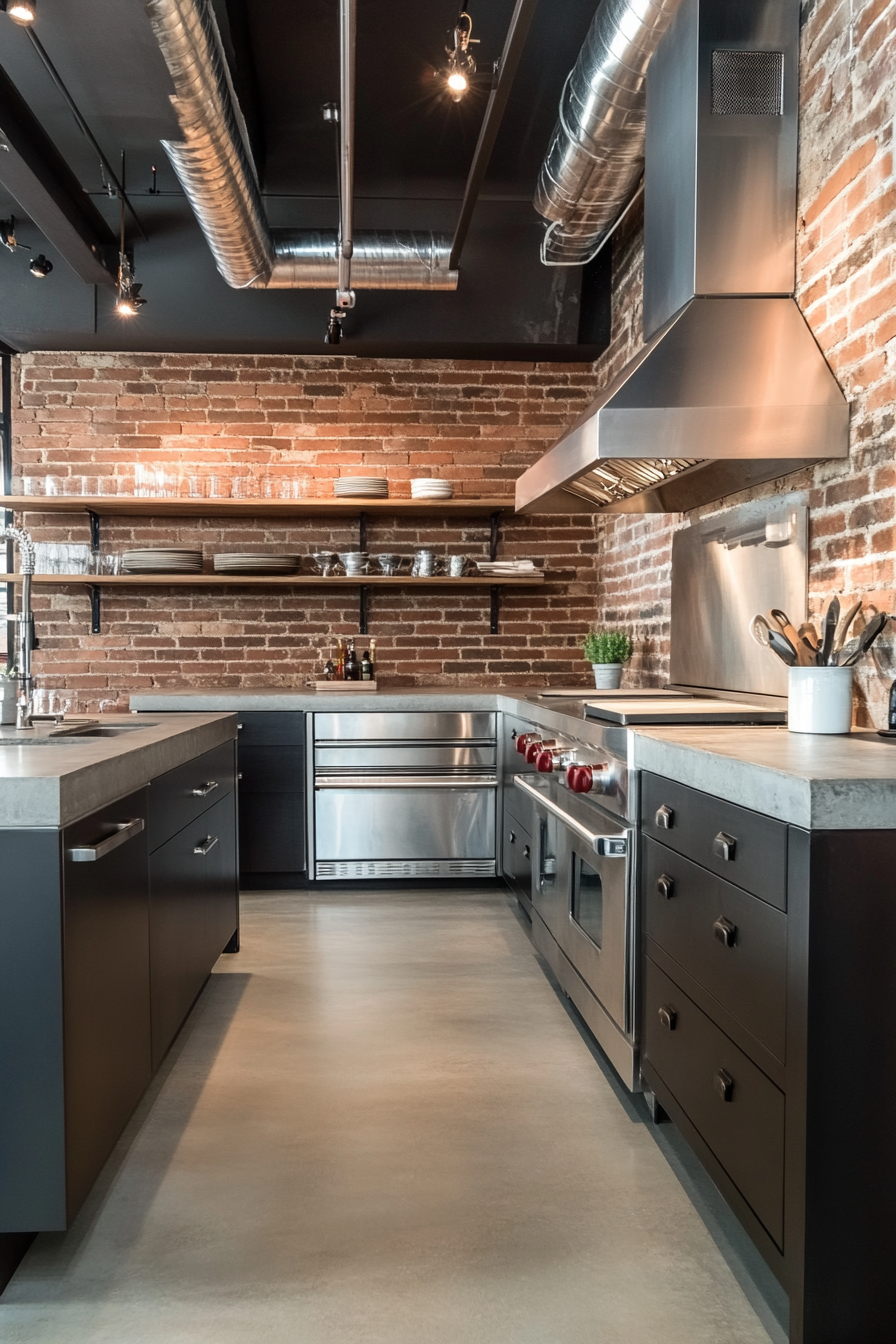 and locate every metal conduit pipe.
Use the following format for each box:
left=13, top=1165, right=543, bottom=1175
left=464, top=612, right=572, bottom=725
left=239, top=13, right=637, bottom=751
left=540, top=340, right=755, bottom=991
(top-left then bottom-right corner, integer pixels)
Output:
left=534, top=0, right=683, bottom=266
left=145, top=0, right=458, bottom=291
